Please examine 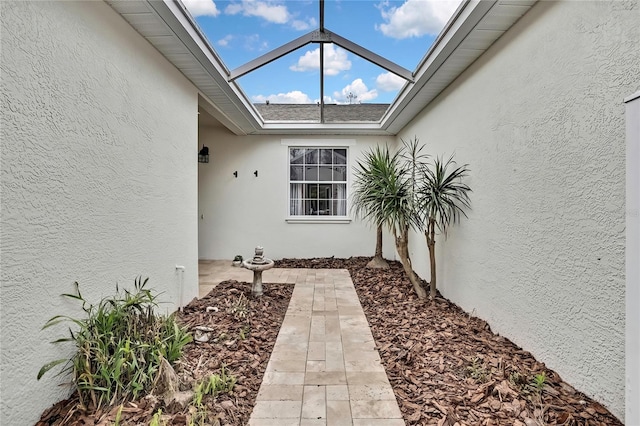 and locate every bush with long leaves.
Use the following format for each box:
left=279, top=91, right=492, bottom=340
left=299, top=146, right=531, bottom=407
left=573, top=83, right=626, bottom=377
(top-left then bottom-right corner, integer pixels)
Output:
left=38, top=277, right=192, bottom=411
left=352, top=138, right=428, bottom=298
left=417, top=155, right=471, bottom=298
left=351, top=144, right=397, bottom=269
